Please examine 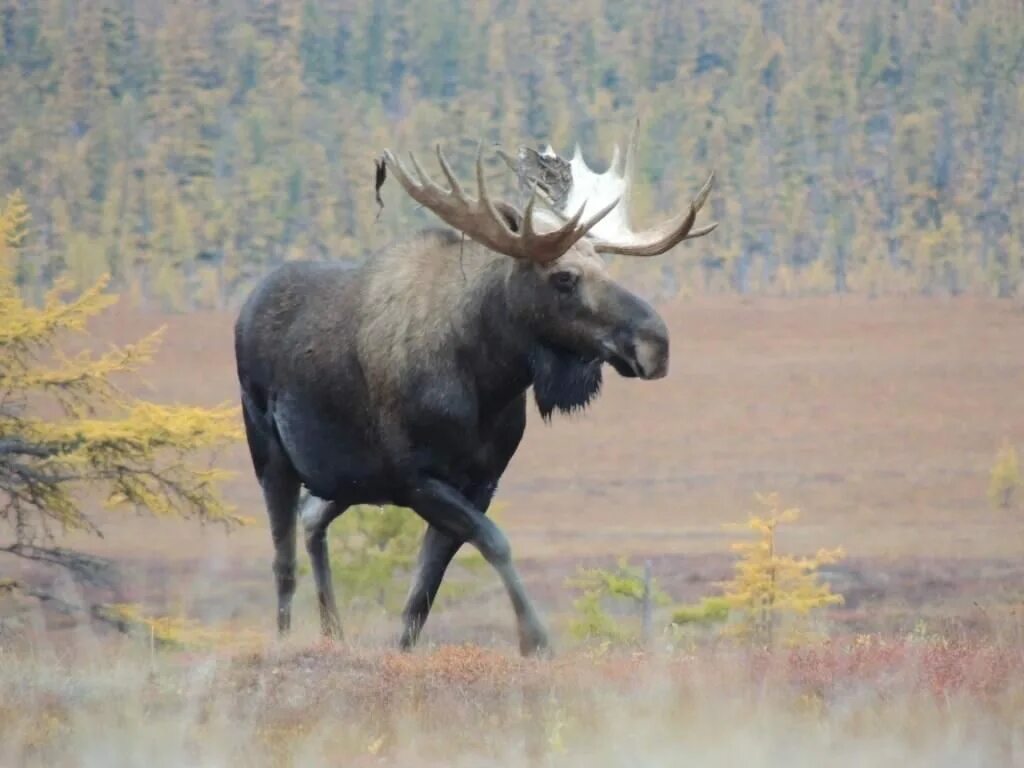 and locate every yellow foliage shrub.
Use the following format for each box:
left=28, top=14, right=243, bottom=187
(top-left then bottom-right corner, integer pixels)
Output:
left=1, top=191, right=242, bottom=545
left=715, top=493, right=843, bottom=646
left=988, top=441, right=1021, bottom=510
